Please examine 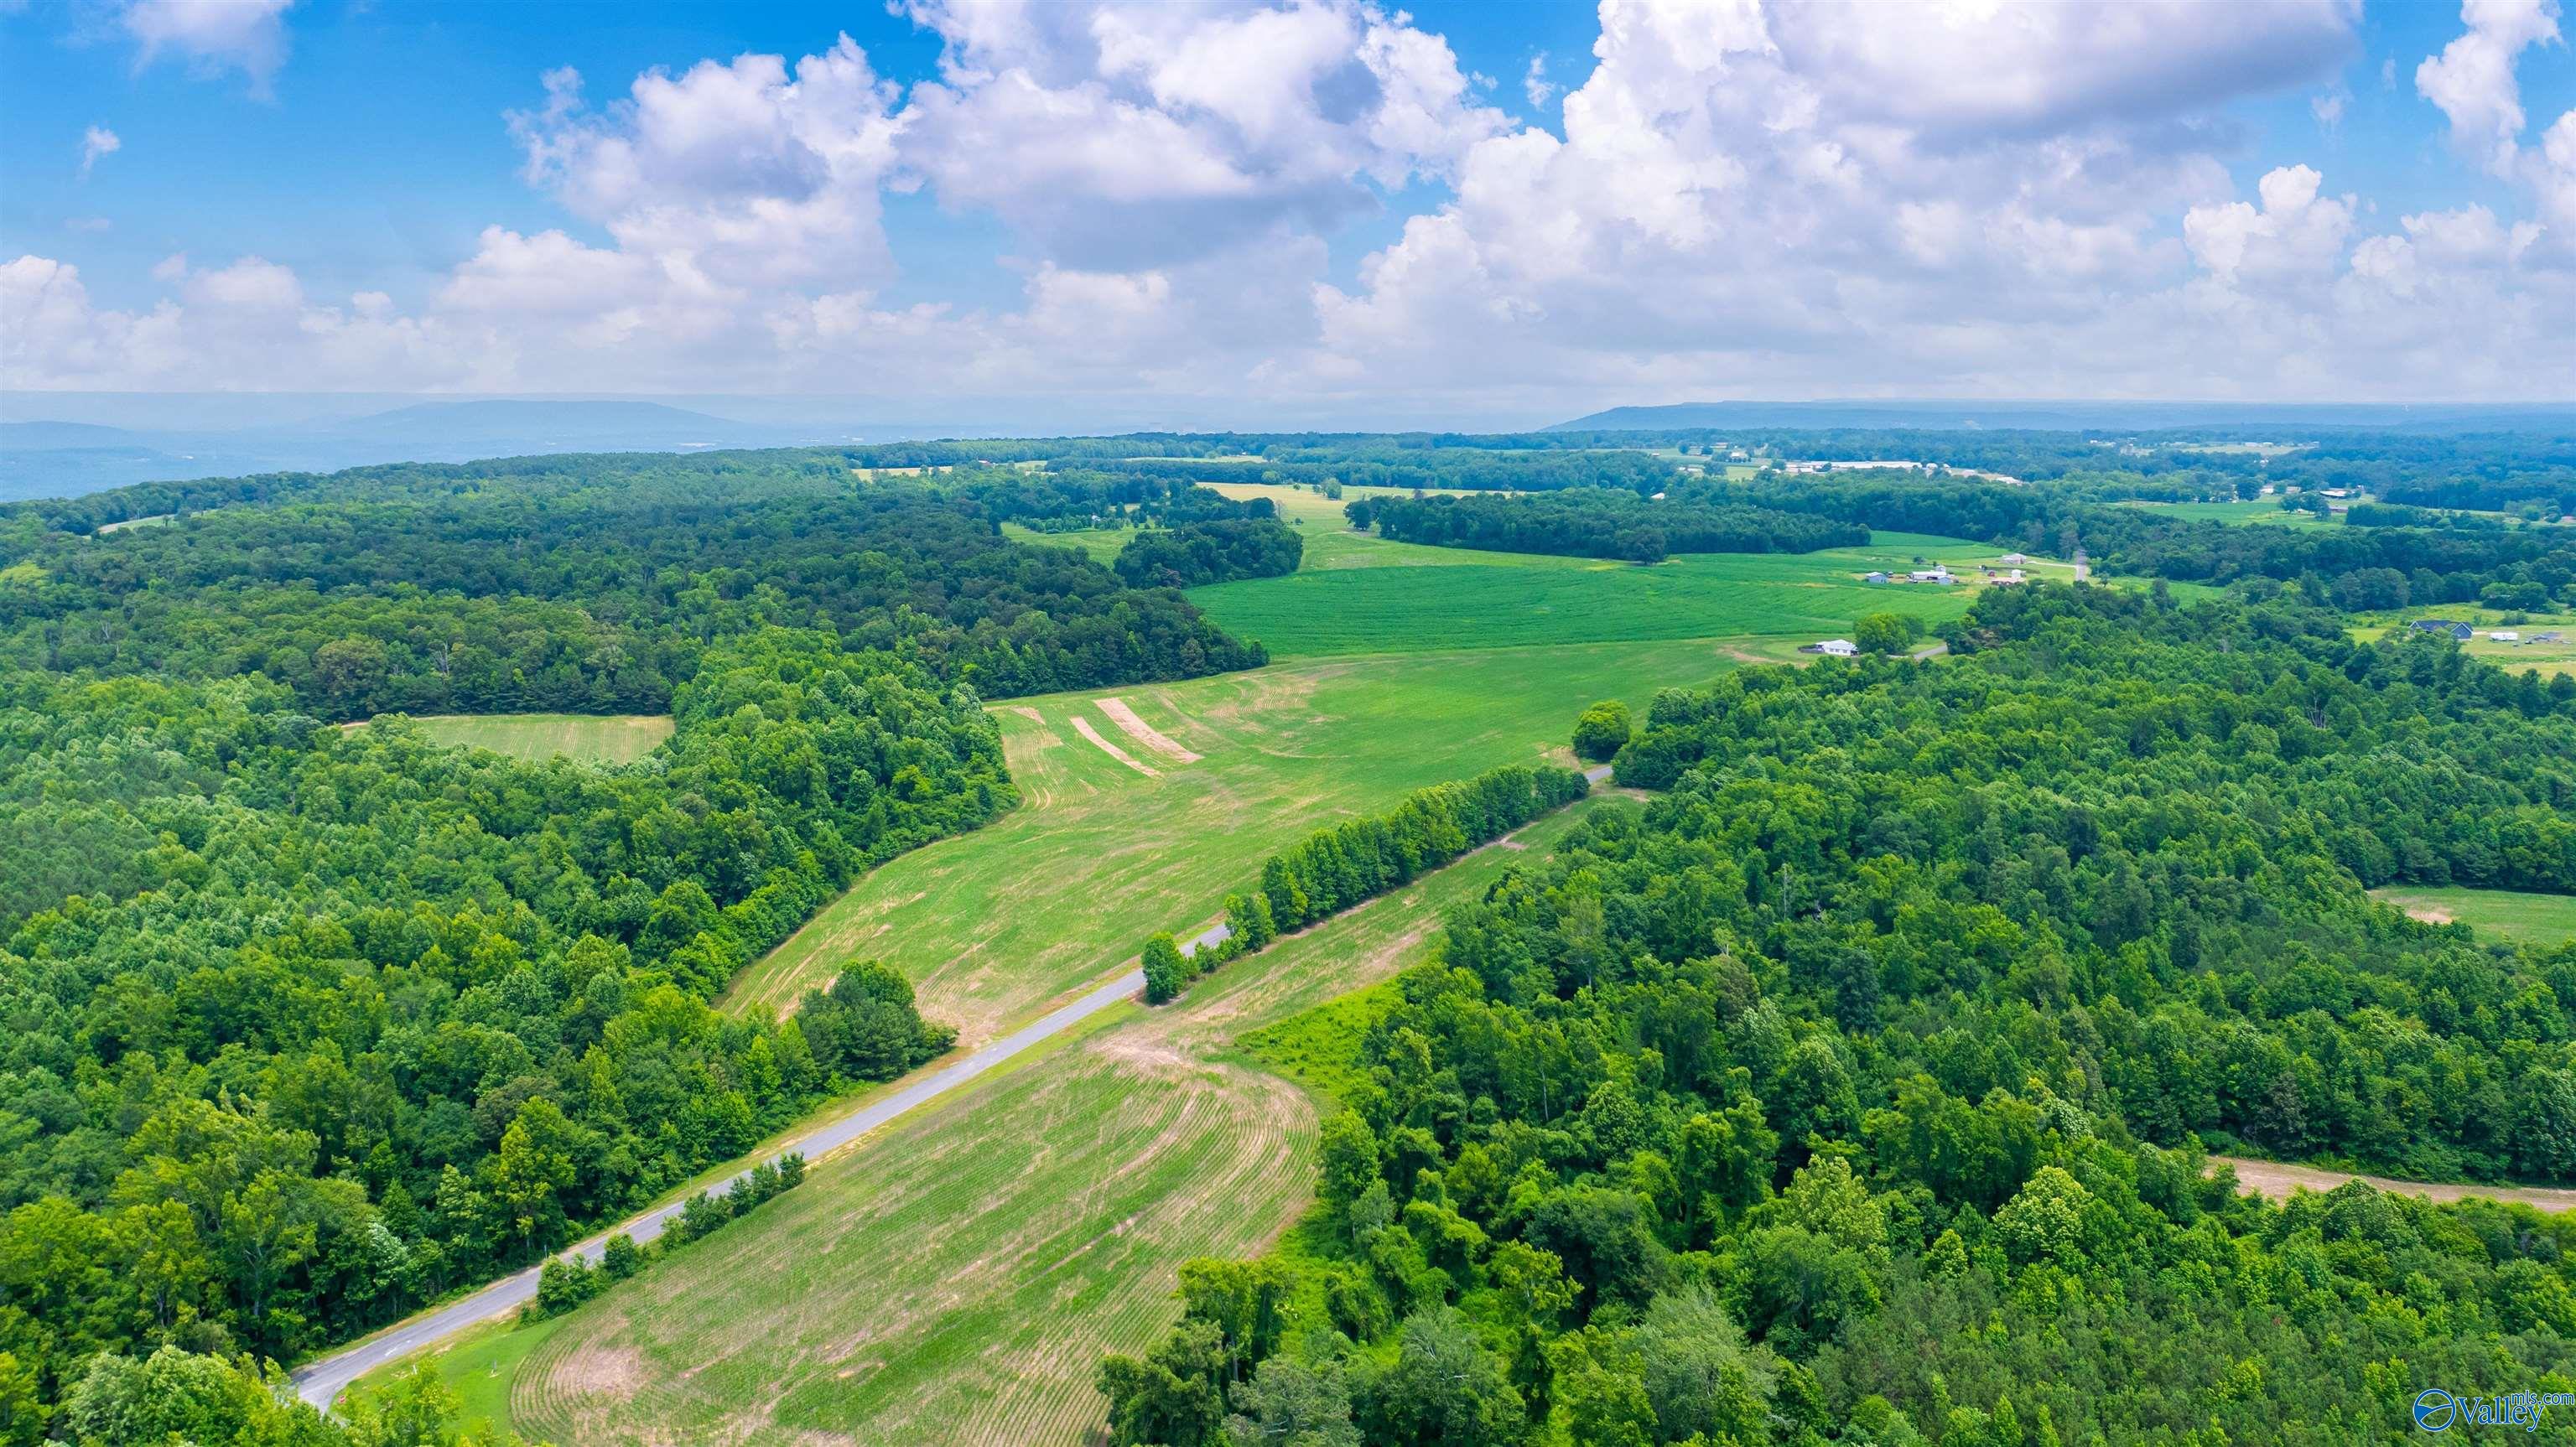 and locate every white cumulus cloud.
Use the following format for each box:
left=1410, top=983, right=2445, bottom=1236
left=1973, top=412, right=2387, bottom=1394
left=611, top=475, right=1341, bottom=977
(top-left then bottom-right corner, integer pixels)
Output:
left=120, top=0, right=295, bottom=96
